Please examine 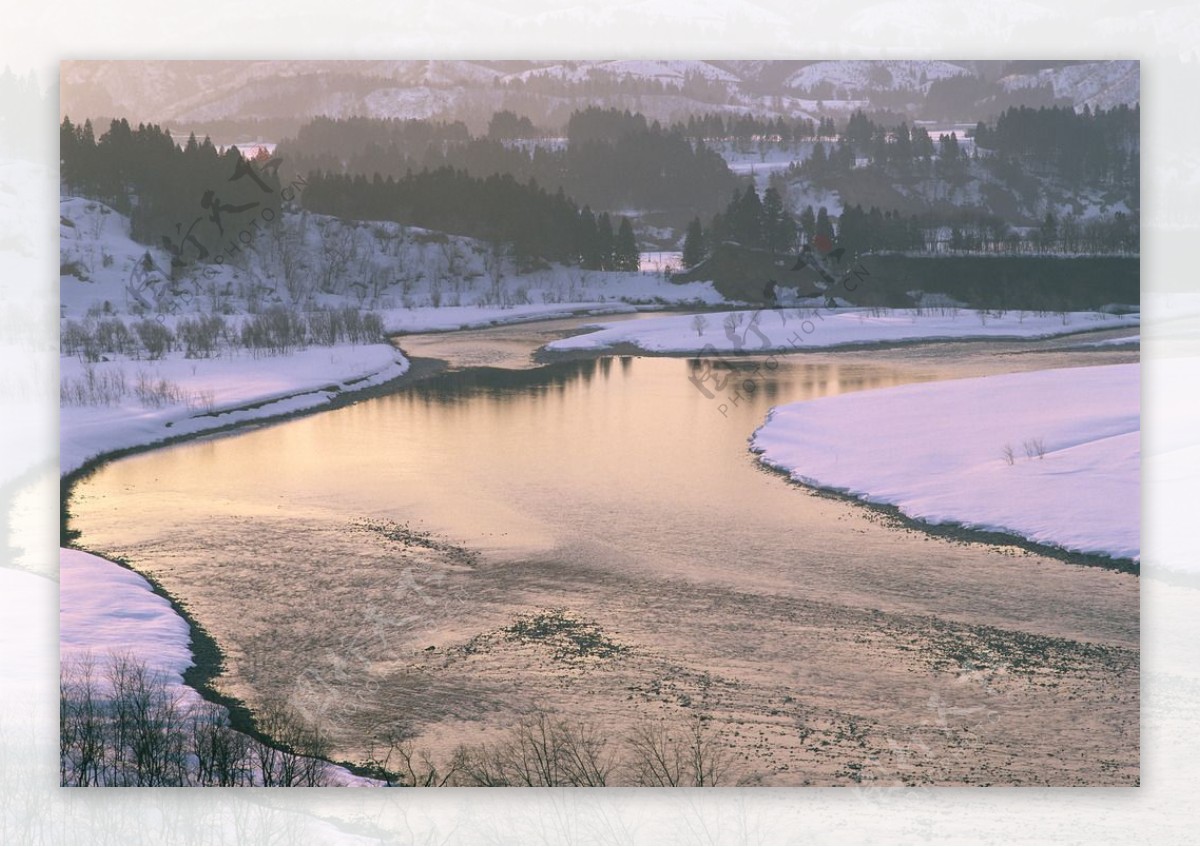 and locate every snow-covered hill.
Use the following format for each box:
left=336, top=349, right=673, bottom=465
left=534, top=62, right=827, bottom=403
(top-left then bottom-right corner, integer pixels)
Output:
left=1000, top=60, right=1140, bottom=113
left=783, top=60, right=970, bottom=93
left=59, top=197, right=722, bottom=323
left=61, top=60, right=1140, bottom=132
left=511, top=59, right=742, bottom=86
